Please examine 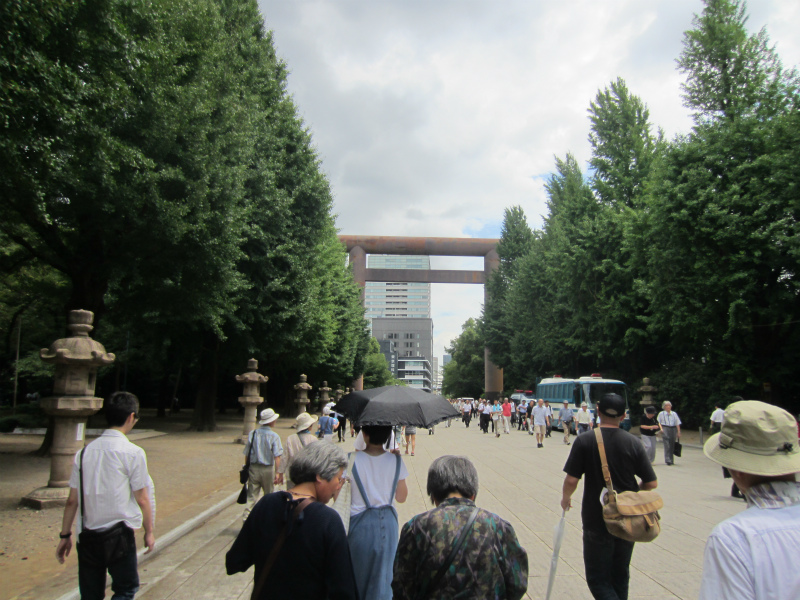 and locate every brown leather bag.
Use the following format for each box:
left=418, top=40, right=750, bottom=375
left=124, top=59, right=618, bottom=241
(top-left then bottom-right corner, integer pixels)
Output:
left=595, top=428, right=663, bottom=542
